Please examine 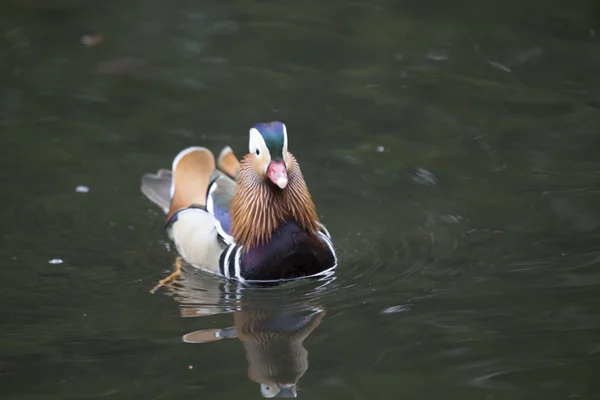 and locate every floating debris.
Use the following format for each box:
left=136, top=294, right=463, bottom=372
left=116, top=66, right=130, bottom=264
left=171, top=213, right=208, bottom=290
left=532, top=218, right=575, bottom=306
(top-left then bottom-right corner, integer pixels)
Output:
left=487, top=60, right=511, bottom=73
left=48, top=258, right=63, bottom=264
left=410, top=167, right=438, bottom=186
left=75, top=185, right=90, bottom=193
left=376, top=145, right=385, bottom=153
left=380, top=305, right=410, bottom=314
left=440, top=214, right=463, bottom=224
left=81, top=33, right=103, bottom=47
left=425, top=49, right=449, bottom=61
left=343, top=155, right=360, bottom=165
